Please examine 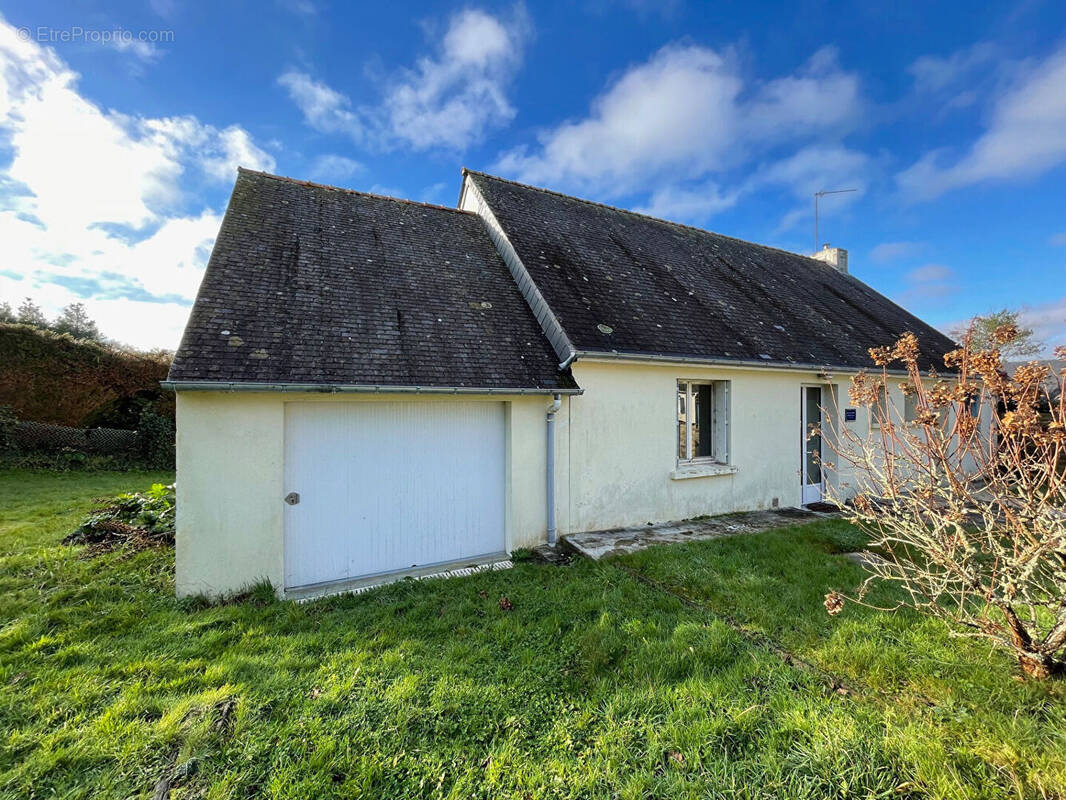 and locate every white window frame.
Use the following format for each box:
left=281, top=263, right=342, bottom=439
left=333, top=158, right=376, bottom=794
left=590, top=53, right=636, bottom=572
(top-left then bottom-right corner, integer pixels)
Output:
left=677, top=380, right=730, bottom=465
